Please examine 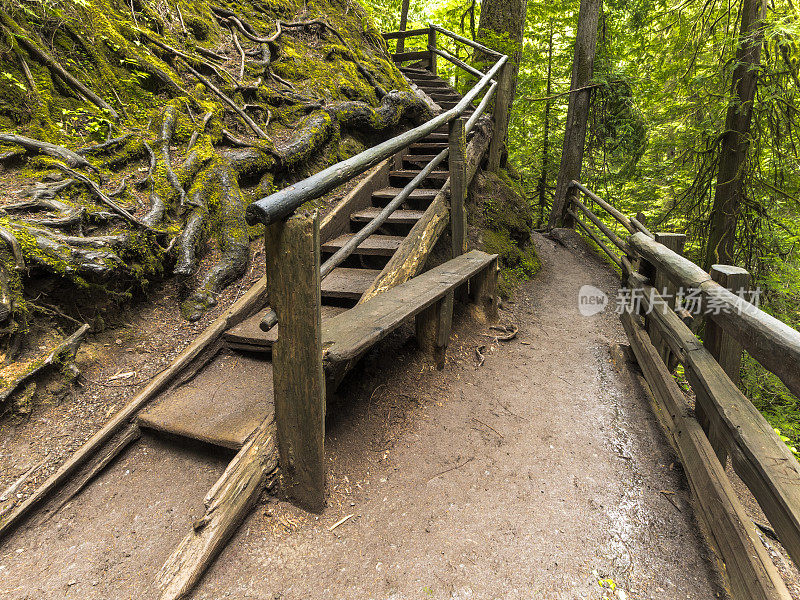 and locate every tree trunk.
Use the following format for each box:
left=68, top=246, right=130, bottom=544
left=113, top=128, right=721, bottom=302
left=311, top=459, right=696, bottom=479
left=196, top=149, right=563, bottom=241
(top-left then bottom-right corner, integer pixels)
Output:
left=537, top=19, right=554, bottom=226
left=474, top=0, right=528, bottom=168
left=547, top=0, right=602, bottom=229
left=704, top=0, right=766, bottom=269
left=396, top=0, right=410, bottom=53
